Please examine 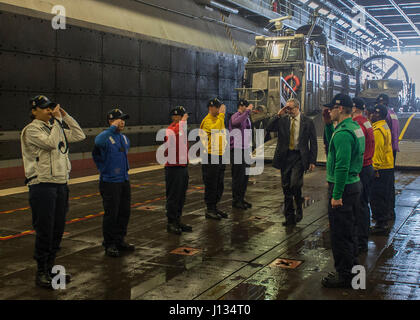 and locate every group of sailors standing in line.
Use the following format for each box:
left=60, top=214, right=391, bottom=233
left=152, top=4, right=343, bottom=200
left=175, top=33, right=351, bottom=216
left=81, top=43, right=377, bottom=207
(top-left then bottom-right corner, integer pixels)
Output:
left=320, top=92, right=399, bottom=288
left=20, top=92, right=398, bottom=290
left=20, top=95, right=256, bottom=288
